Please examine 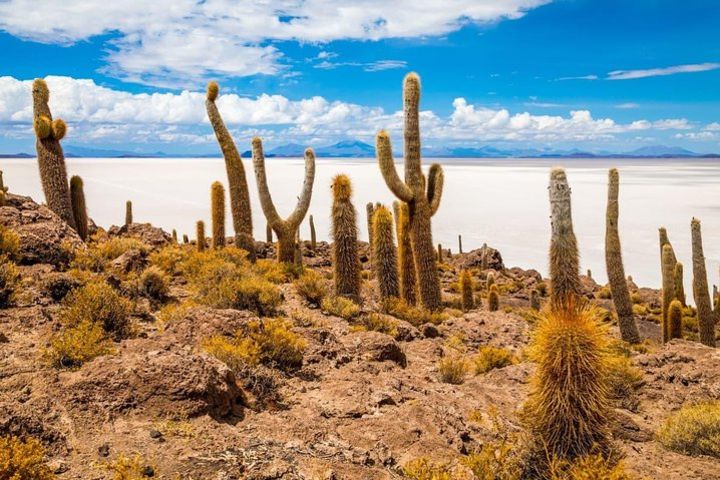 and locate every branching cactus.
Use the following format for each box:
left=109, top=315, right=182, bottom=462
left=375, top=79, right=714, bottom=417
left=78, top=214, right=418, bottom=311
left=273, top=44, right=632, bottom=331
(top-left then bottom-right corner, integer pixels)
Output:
left=376, top=73, right=444, bottom=310
left=309, top=215, right=317, bottom=251
left=691, top=218, right=715, bottom=347
left=393, top=201, right=417, bottom=305
left=206, top=82, right=256, bottom=260
left=196, top=220, right=206, bottom=252
left=331, top=174, right=361, bottom=300
left=605, top=168, right=640, bottom=343
left=674, top=262, right=686, bottom=307
left=125, top=201, right=133, bottom=226
left=372, top=205, right=399, bottom=300
left=661, top=244, right=676, bottom=343
left=69, top=176, right=88, bottom=241
left=460, top=270, right=473, bottom=311
left=548, top=168, right=582, bottom=312
left=668, top=299, right=683, bottom=341
left=211, top=181, right=226, bottom=249
left=252, top=137, right=315, bottom=263
left=32, top=79, right=76, bottom=229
